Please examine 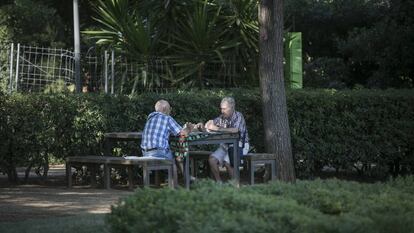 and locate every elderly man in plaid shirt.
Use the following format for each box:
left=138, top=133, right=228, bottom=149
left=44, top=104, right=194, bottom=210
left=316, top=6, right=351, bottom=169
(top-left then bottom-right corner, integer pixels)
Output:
left=141, top=100, right=193, bottom=185
left=205, top=97, right=250, bottom=182
left=141, top=99, right=192, bottom=159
